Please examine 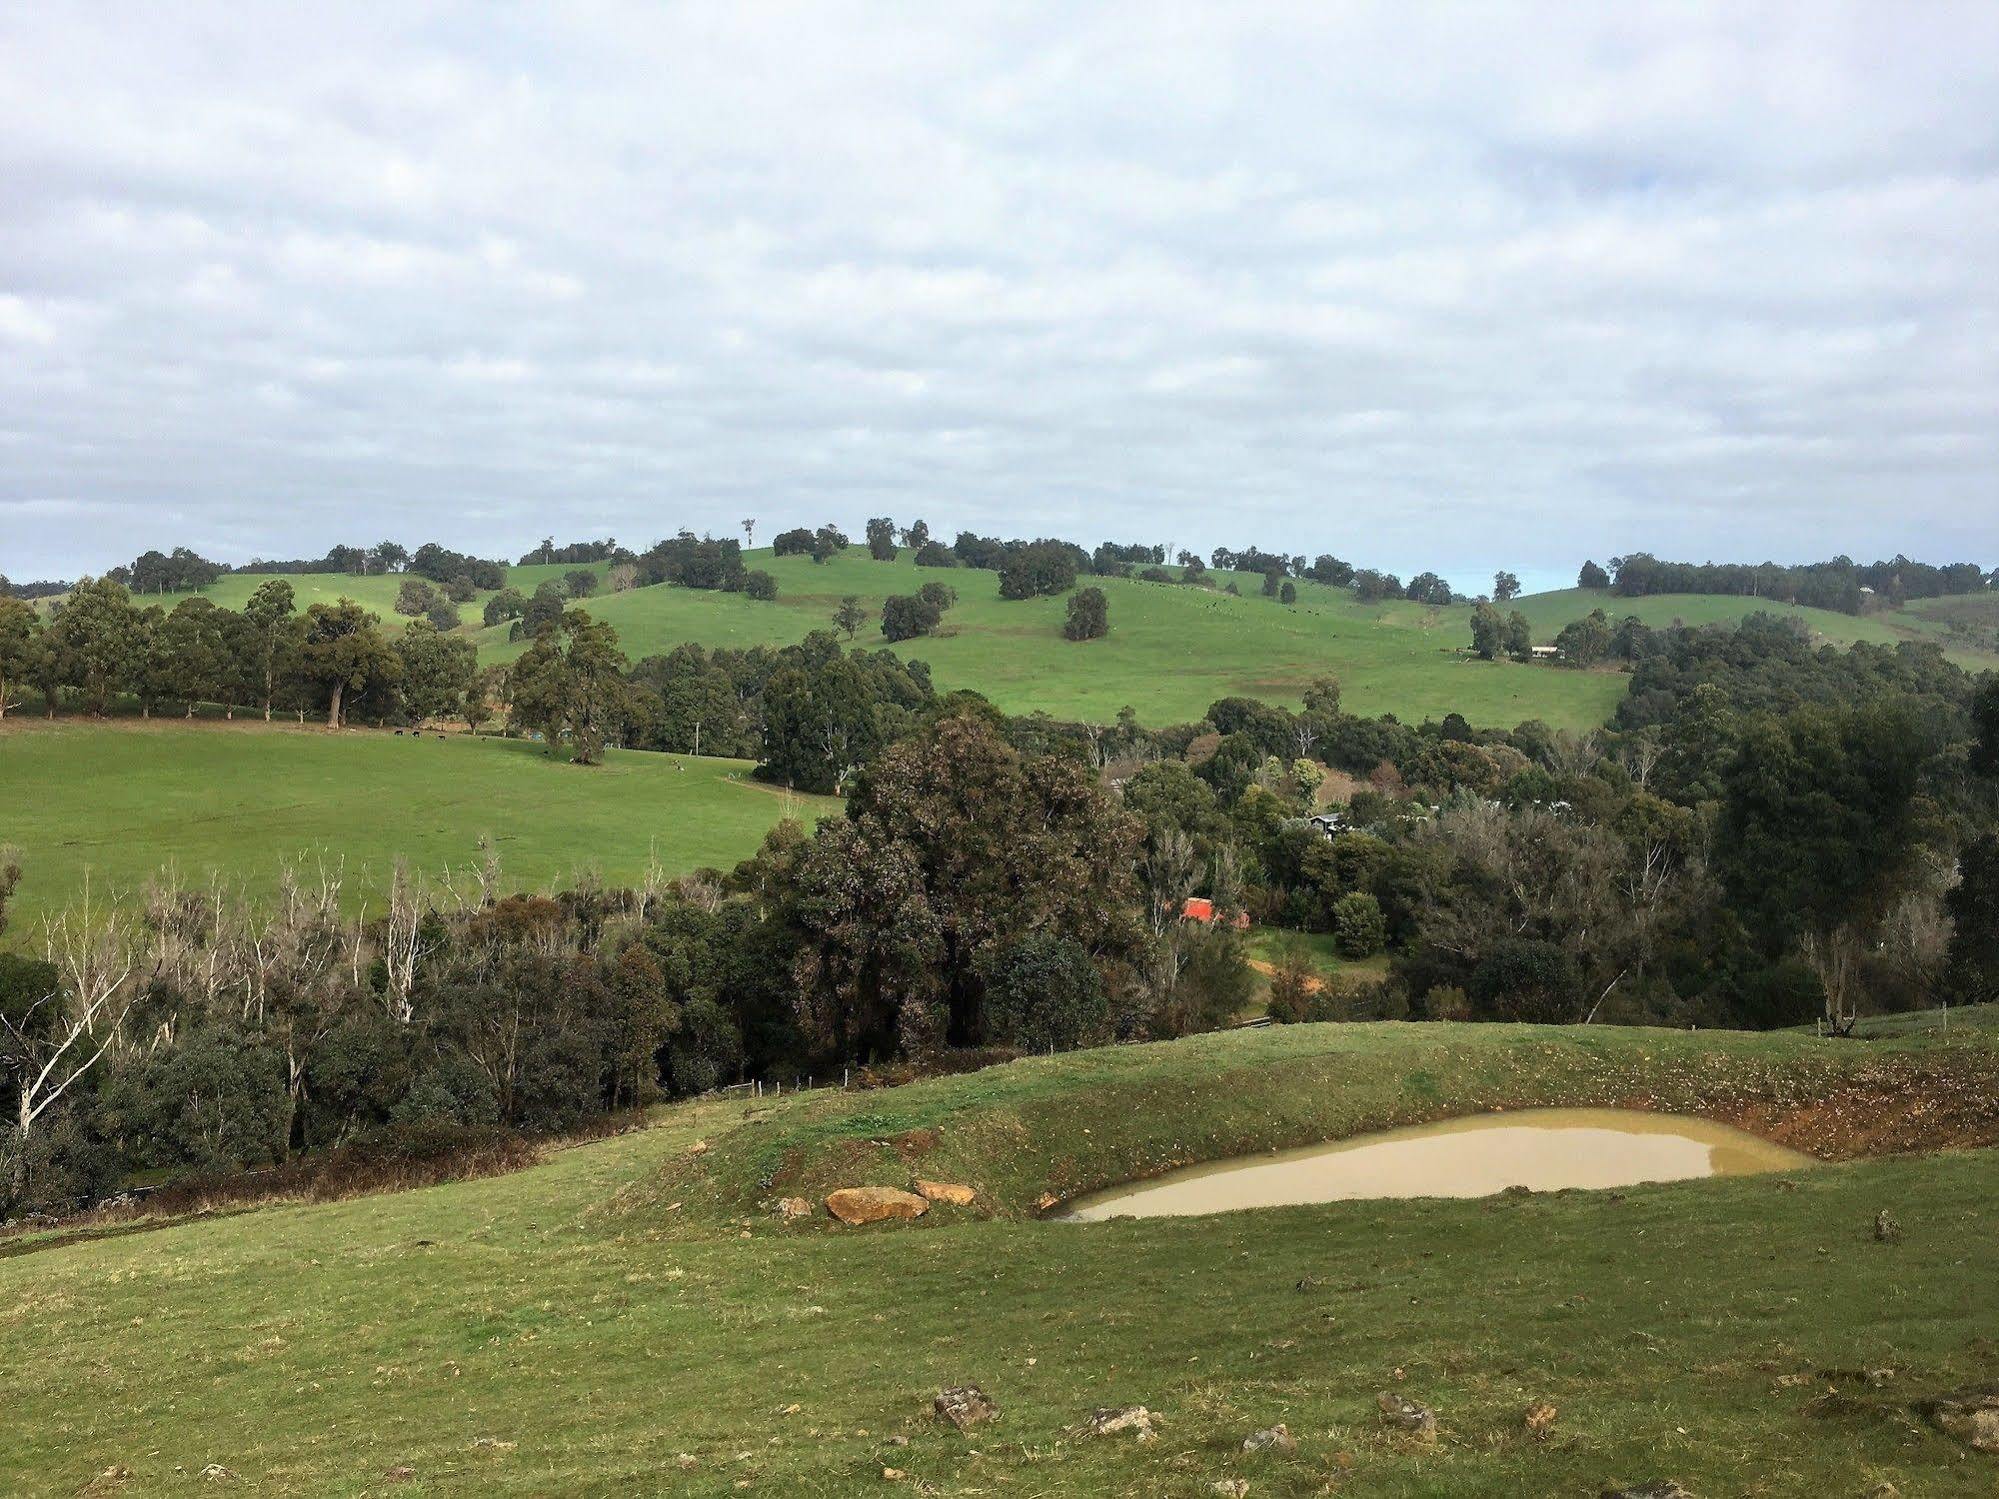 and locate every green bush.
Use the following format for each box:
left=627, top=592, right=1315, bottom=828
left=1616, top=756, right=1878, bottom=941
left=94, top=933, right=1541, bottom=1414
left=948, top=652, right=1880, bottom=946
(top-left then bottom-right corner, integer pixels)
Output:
left=1332, top=891, right=1387, bottom=958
